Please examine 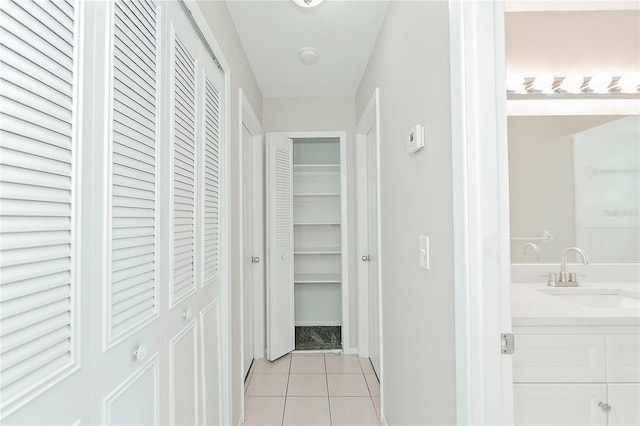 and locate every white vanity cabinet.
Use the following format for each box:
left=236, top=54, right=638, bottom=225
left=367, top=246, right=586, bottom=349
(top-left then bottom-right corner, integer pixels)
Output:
left=513, top=333, right=640, bottom=426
